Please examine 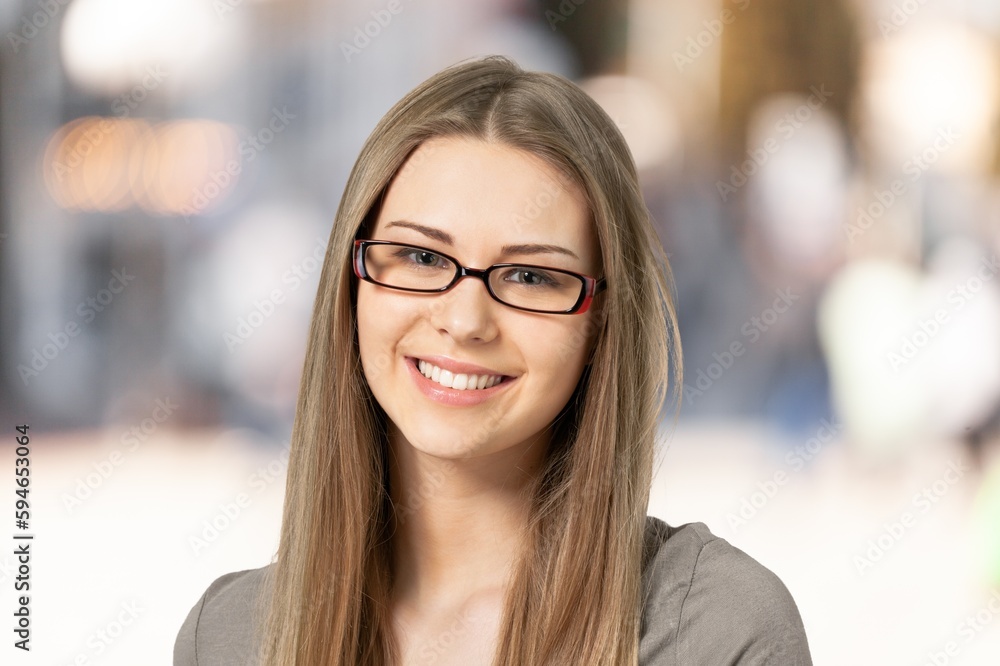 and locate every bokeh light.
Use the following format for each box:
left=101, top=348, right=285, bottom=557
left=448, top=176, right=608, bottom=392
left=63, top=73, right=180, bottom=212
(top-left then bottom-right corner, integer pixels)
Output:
left=43, top=118, right=240, bottom=216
